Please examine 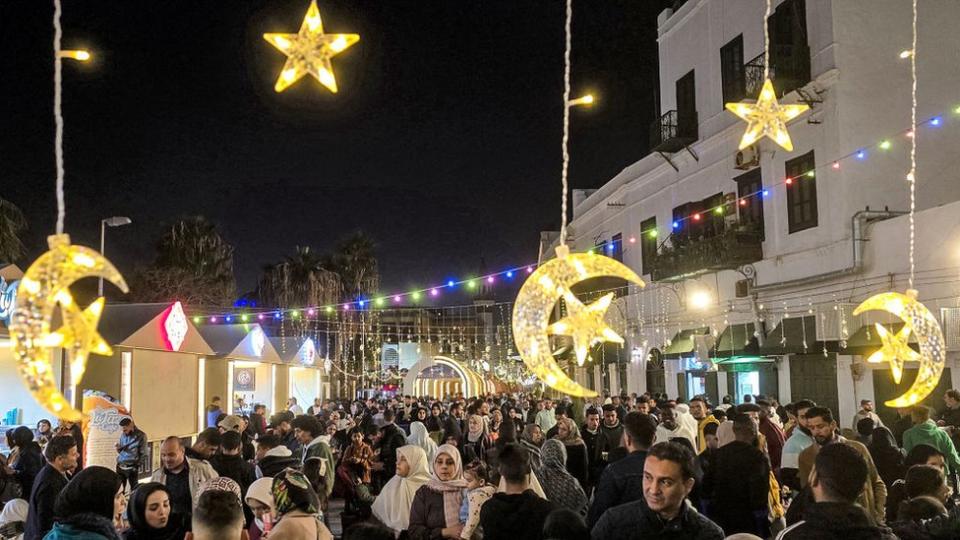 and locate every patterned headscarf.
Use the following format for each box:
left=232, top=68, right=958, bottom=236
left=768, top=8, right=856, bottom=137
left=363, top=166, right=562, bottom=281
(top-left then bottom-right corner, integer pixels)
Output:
left=425, top=444, right=468, bottom=528
left=271, top=469, right=319, bottom=516
left=536, top=439, right=588, bottom=516
left=555, top=417, right=584, bottom=446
